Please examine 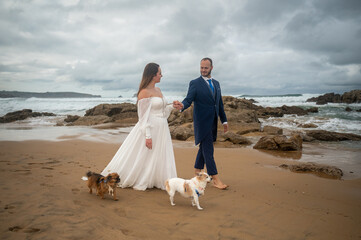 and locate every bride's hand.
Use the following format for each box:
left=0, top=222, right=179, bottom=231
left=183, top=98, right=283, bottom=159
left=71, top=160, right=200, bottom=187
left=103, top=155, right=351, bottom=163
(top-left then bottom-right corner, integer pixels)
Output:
left=146, top=138, right=152, bottom=149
